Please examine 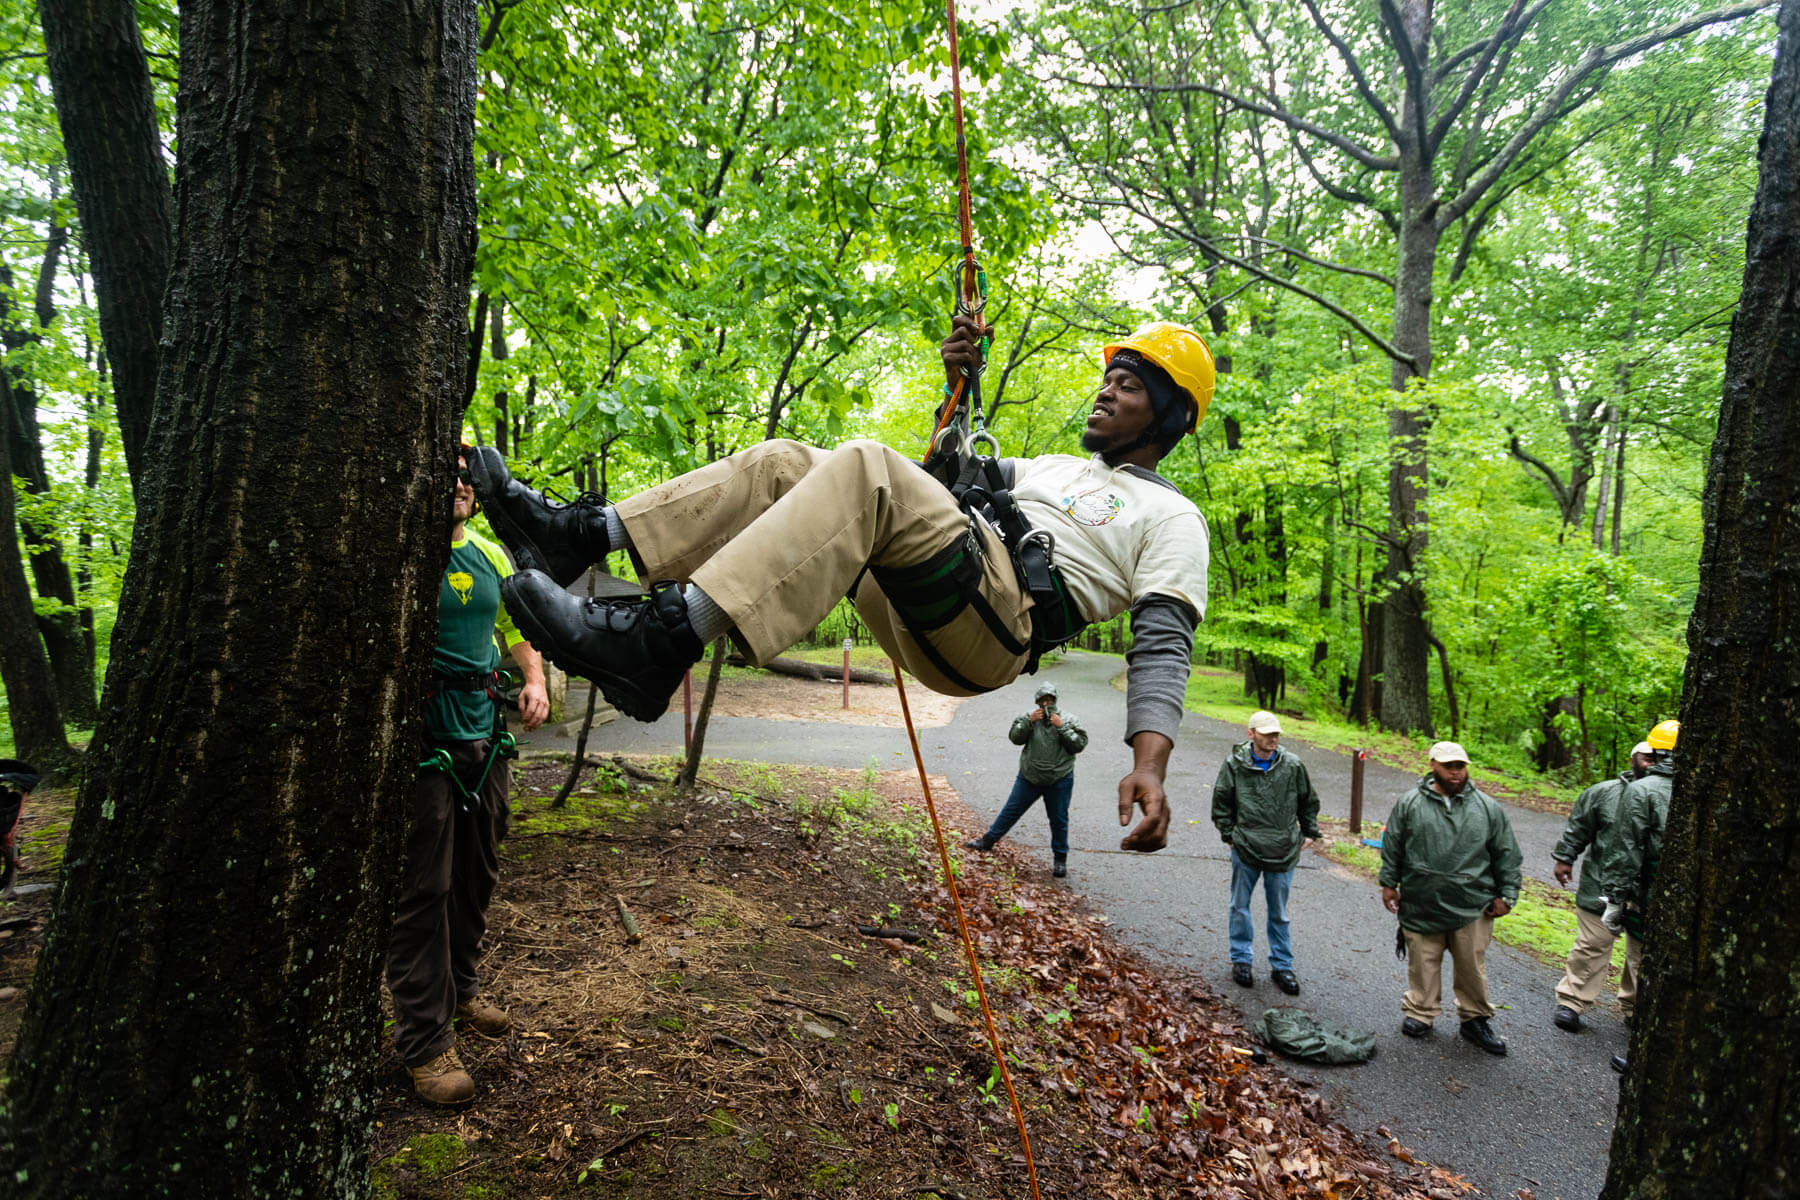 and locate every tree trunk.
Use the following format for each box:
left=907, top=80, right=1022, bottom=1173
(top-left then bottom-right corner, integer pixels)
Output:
left=0, top=1, right=477, bottom=1193
left=1379, top=34, right=1438, bottom=735
left=37, top=0, right=174, bottom=492
left=1603, top=3, right=1800, bottom=1192
left=1610, top=405, right=1628, bottom=556
left=1, top=238, right=100, bottom=725
left=0, top=389, right=73, bottom=776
